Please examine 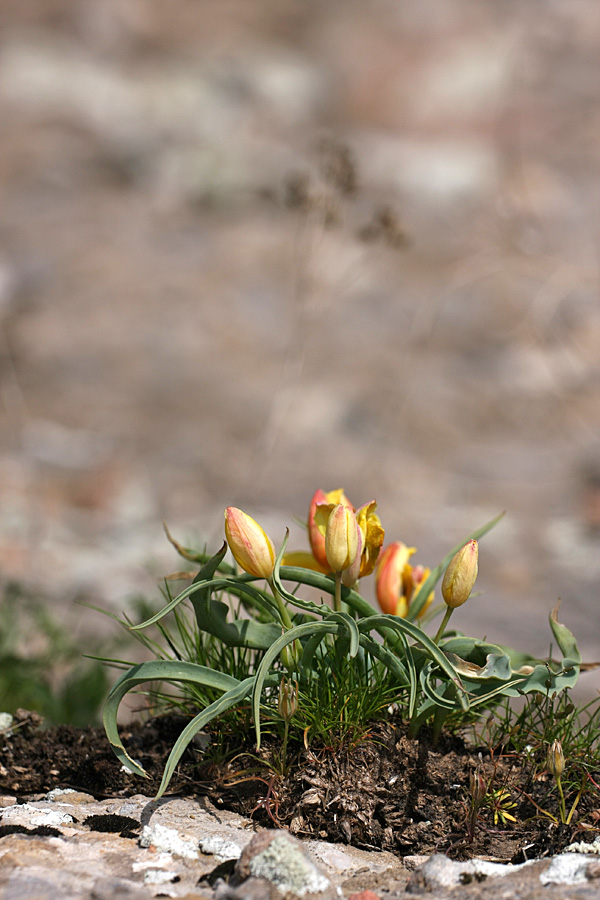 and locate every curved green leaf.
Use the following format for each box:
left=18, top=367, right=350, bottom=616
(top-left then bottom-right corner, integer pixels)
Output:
left=189, top=594, right=282, bottom=649
left=252, top=620, right=341, bottom=747
left=155, top=673, right=277, bottom=798
left=130, top=577, right=279, bottom=632
left=325, top=611, right=360, bottom=659
left=549, top=603, right=581, bottom=663
left=278, top=567, right=378, bottom=618
left=103, top=660, right=241, bottom=776
left=357, top=634, right=411, bottom=687
left=357, top=614, right=465, bottom=690
left=441, top=637, right=513, bottom=681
